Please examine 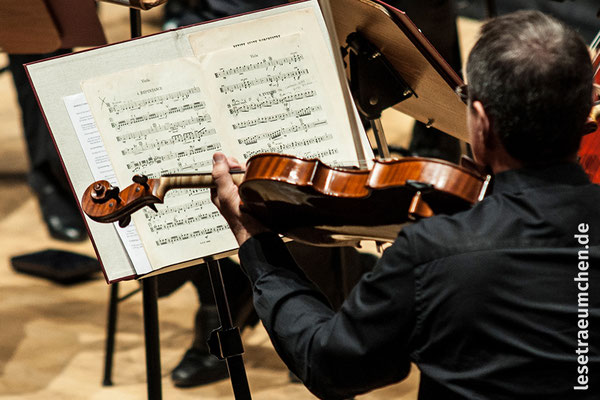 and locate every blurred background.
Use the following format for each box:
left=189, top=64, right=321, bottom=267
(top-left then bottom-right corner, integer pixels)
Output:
left=0, top=1, right=597, bottom=399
